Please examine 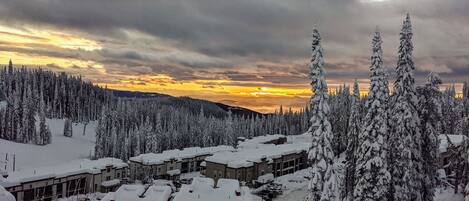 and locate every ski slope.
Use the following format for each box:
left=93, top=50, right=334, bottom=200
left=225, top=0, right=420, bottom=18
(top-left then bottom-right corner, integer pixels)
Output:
left=0, top=119, right=97, bottom=172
